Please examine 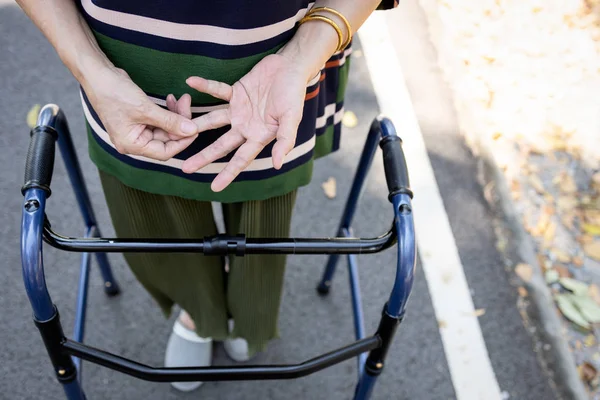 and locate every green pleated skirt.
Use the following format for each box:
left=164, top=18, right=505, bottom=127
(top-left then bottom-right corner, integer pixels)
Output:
left=99, top=170, right=297, bottom=356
